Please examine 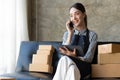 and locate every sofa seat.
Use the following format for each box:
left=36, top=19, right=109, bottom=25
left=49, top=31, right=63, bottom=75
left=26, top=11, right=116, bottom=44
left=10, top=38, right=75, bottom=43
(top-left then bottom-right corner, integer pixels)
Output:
left=1, top=72, right=52, bottom=80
